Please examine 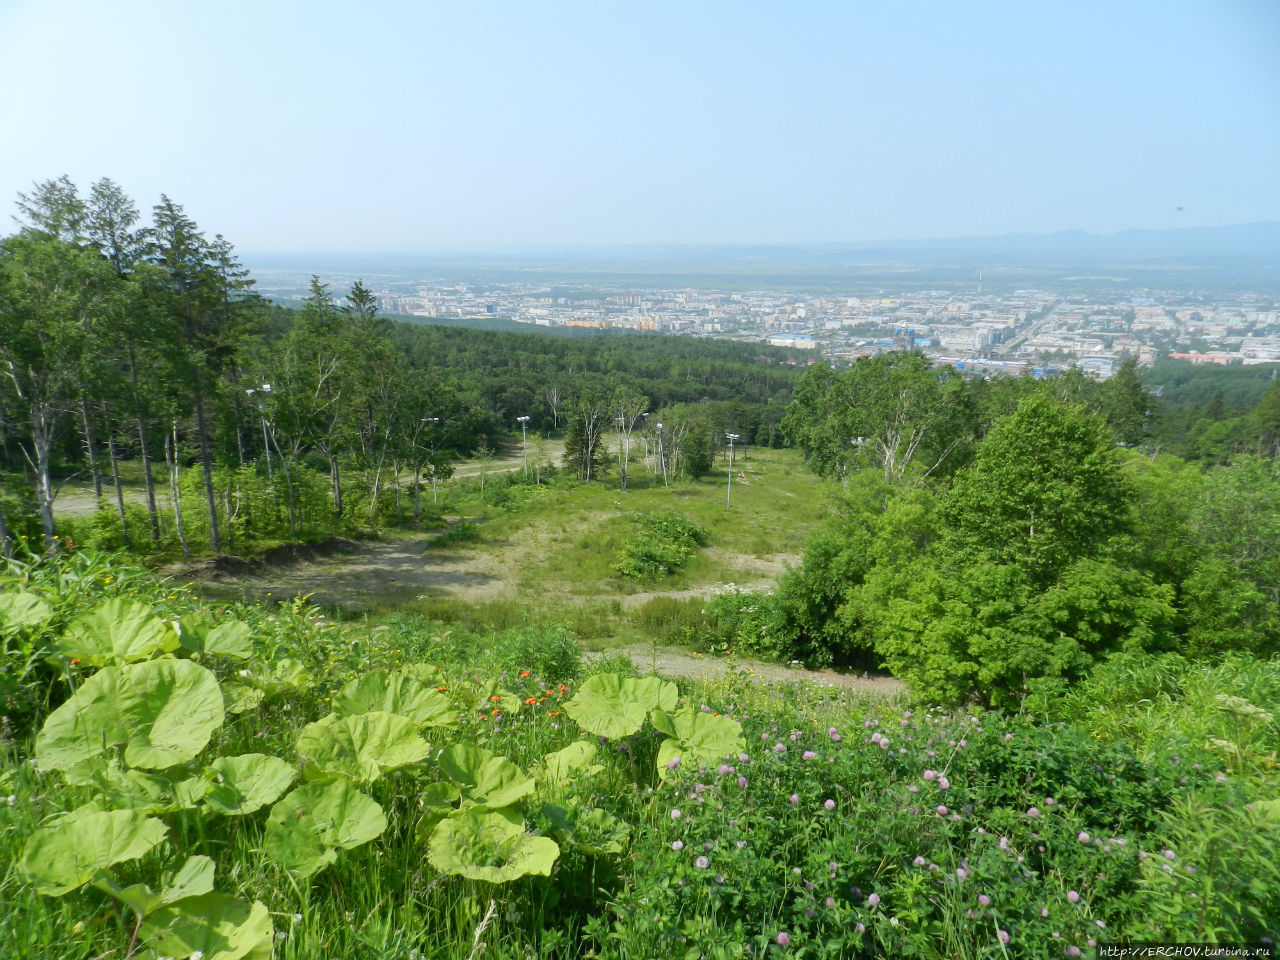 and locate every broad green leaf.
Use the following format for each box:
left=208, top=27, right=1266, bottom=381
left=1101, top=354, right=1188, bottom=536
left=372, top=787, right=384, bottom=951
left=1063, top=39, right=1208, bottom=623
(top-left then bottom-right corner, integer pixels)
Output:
left=19, top=808, right=167, bottom=896
left=415, top=781, right=462, bottom=840
left=437, top=743, right=534, bottom=808
left=243, top=657, right=311, bottom=696
left=539, top=741, right=603, bottom=785
left=36, top=659, right=225, bottom=772
left=219, top=682, right=265, bottom=714
left=563, top=674, right=678, bottom=739
left=656, top=739, right=685, bottom=778
left=428, top=808, right=559, bottom=883
left=296, top=711, right=429, bottom=784
left=264, top=780, right=387, bottom=879
left=648, top=707, right=677, bottom=737
left=205, top=754, right=295, bottom=816
left=0, top=590, right=52, bottom=632
left=570, top=806, right=631, bottom=855
left=332, top=670, right=457, bottom=727
left=452, top=676, right=520, bottom=715
left=655, top=708, right=746, bottom=779
left=58, top=598, right=179, bottom=666
left=542, top=803, right=630, bottom=855
left=139, top=893, right=273, bottom=960
left=91, top=765, right=204, bottom=814
left=111, top=855, right=216, bottom=918
left=180, top=617, right=253, bottom=659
